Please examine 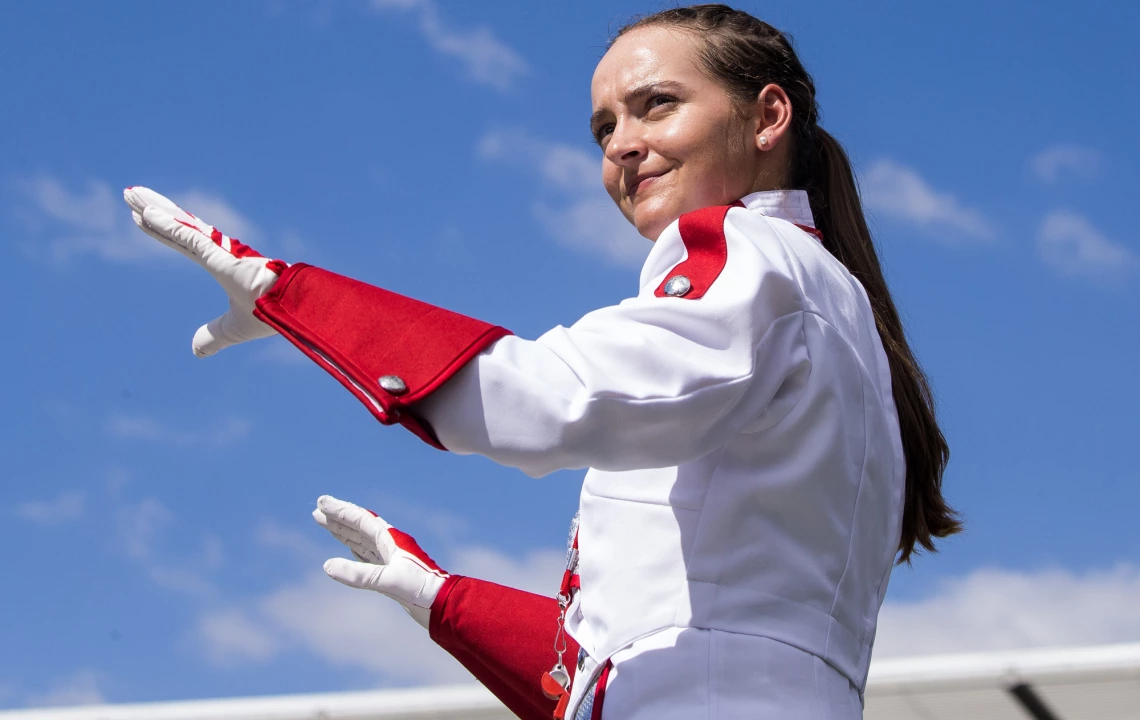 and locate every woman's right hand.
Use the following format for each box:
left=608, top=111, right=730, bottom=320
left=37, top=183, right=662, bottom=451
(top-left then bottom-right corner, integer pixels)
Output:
left=123, top=186, right=287, bottom=358
left=312, top=495, right=450, bottom=629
